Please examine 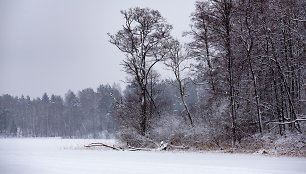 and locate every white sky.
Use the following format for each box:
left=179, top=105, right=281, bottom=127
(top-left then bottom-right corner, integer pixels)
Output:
left=0, top=0, right=197, bottom=98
